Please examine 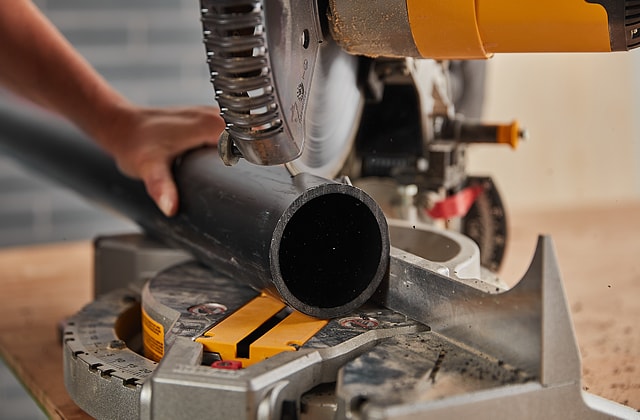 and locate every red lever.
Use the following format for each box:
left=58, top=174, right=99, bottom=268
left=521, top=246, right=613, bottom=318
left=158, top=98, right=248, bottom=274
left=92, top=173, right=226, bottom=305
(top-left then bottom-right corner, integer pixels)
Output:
left=211, top=360, right=243, bottom=370
left=427, top=185, right=483, bottom=219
